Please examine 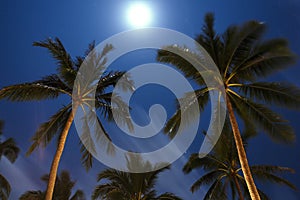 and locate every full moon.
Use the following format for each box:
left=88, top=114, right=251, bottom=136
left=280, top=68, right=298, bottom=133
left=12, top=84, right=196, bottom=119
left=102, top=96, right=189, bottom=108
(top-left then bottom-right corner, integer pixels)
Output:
left=127, top=3, right=152, bottom=27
